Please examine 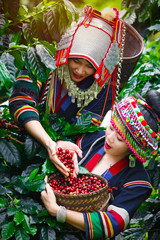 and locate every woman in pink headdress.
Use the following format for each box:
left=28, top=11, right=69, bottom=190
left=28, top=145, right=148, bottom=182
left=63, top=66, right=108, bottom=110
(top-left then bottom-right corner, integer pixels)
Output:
left=9, top=5, right=143, bottom=176
left=41, top=90, right=160, bottom=239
